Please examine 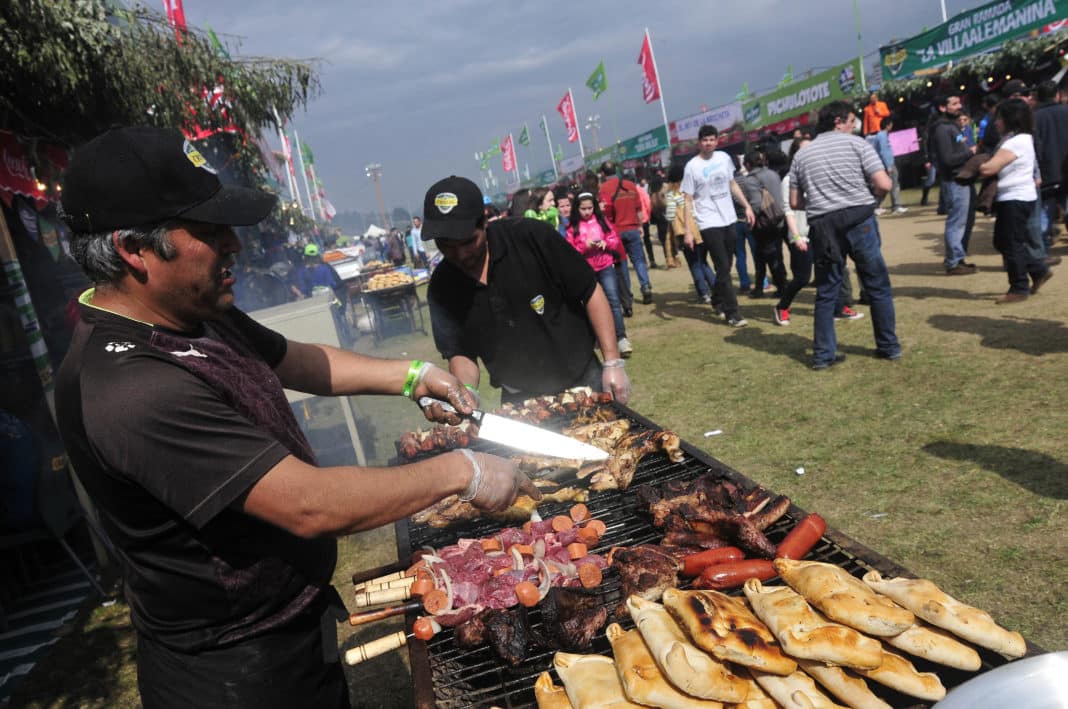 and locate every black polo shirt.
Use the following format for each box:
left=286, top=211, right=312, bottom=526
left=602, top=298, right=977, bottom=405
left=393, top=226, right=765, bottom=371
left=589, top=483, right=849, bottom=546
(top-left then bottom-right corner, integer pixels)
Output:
left=428, top=217, right=599, bottom=395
